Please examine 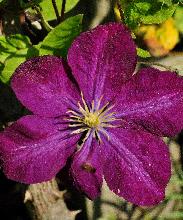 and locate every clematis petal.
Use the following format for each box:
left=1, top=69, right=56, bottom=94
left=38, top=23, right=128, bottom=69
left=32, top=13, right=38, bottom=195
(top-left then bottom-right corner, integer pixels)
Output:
left=103, top=127, right=171, bottom=206
left=0, top=115, right=79, bottom=183
left=70, top=133, right=103, bottom=199
left=115, top=68, right=183, bottom=136
left=68, top=23, right=136, bottom=103
left=11, top=55, right=80, bottom=117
